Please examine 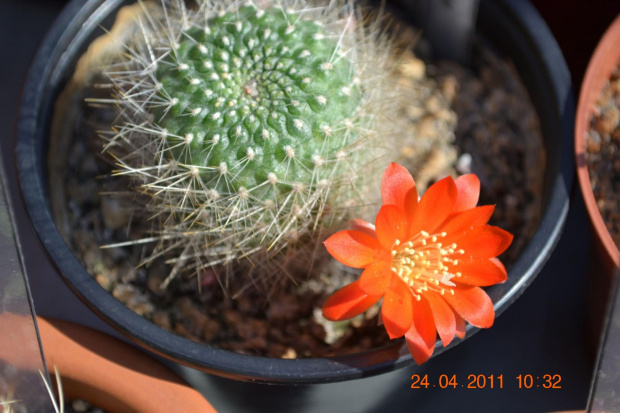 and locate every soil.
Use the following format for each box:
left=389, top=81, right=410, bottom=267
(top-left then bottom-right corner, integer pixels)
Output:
left=586, top=65, right=620, bottom=246
left=53, top=32, right=544, bottom=357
